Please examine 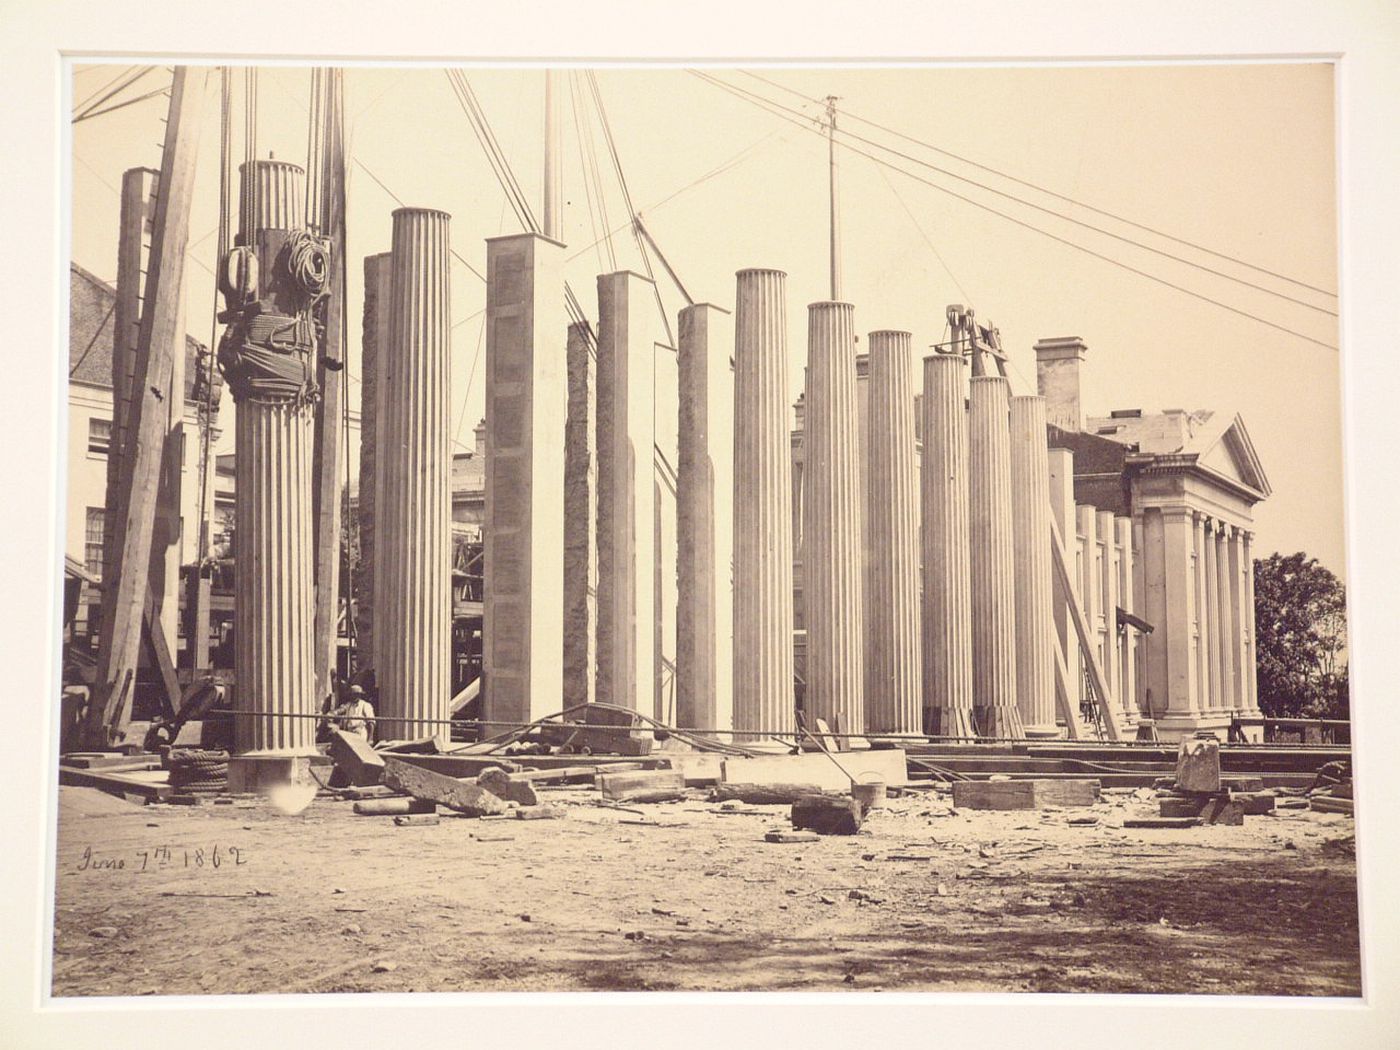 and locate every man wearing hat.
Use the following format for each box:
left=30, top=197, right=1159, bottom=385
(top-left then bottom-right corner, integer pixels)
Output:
left=334, top=684, right=376, bottom=742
